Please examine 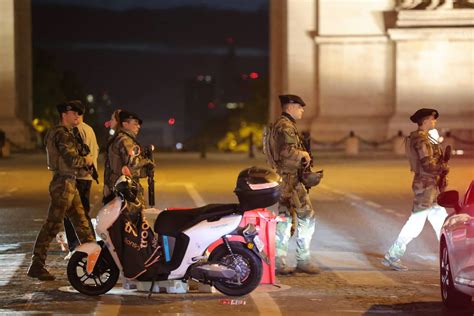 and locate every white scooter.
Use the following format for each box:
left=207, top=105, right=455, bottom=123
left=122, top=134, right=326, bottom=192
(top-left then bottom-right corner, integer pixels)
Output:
left=67, top=166, right=280, bottom=297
